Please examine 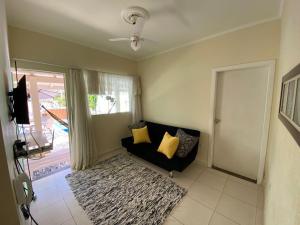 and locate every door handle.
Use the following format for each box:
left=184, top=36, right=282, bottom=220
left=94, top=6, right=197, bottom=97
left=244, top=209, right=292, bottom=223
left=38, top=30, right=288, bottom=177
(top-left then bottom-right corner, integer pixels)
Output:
left=215, top=118, right=221, bottom=124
